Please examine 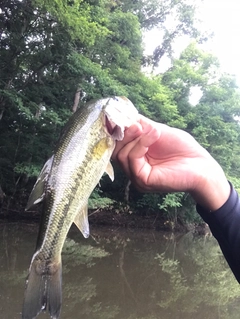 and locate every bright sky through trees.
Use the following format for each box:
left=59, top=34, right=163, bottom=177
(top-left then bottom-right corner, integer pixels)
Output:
left=199, top=0, right=240, bottom=85
left=144, top=0, right=240, bottom=86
